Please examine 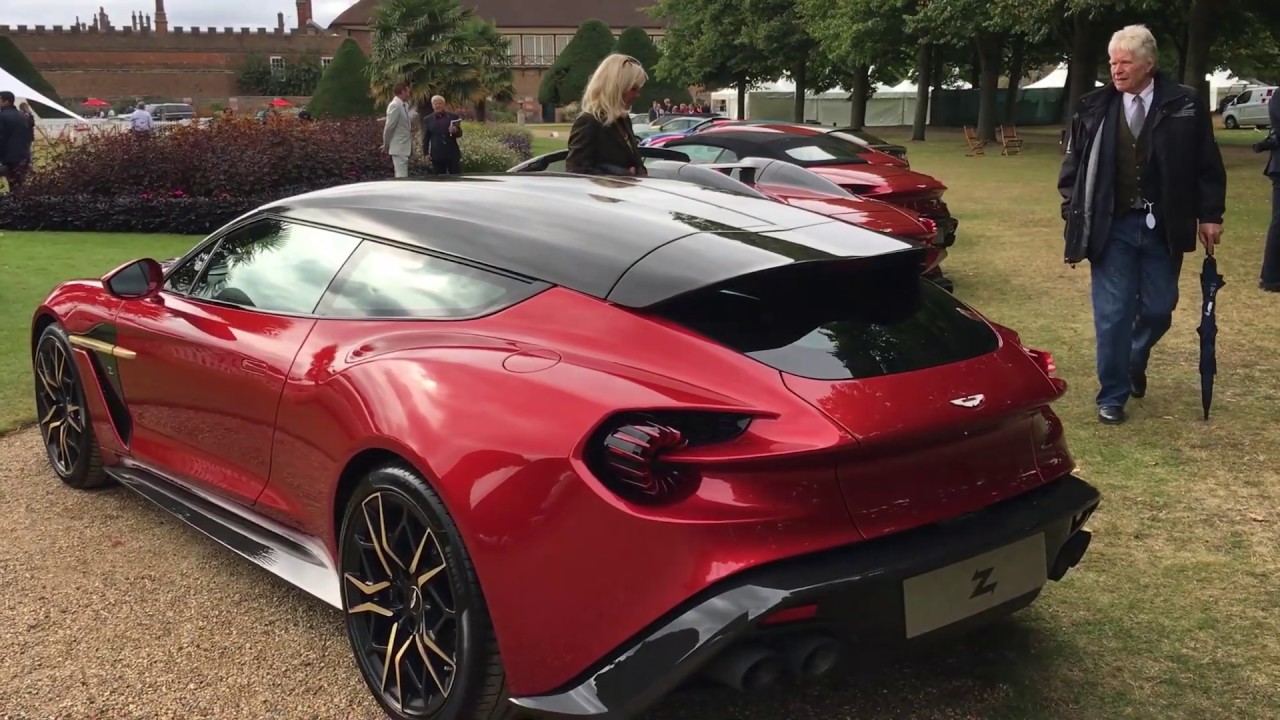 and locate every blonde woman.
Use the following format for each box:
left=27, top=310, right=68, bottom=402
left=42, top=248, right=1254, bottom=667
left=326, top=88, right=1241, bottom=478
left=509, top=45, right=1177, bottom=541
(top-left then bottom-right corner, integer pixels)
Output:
left=565, top=53, right=648, bottom=176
